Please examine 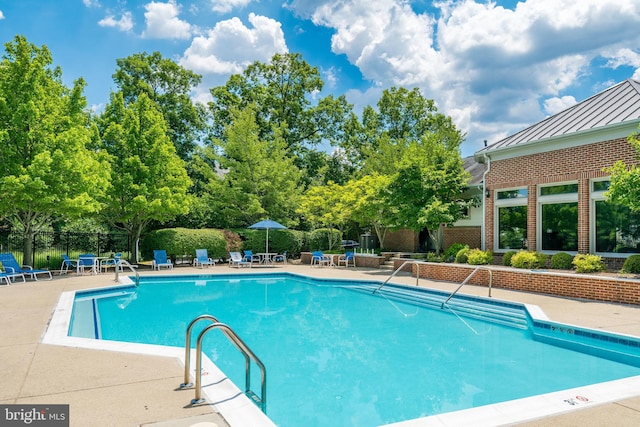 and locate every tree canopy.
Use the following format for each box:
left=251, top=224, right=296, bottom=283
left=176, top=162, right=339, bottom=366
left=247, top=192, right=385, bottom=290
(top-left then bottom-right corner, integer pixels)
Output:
left=606, top=127, right=640, bottom=211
